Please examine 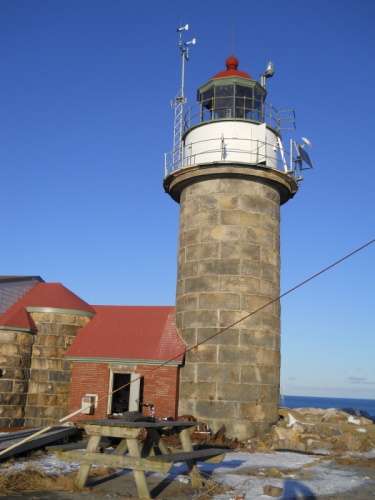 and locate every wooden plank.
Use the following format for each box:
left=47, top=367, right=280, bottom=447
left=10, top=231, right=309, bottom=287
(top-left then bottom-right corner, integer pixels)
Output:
left=78, top=412, right=144, bottom=426
left=0, top=427, right=79, bottom=461
left=157, top=438, right=169, bottom=455
left=46, top=440, right=88, bottom=452
left=75, top=435, right=101, bottom=489
left=113, top=438, right=128, bottom=456
left=59, top=450, right=172, bottom=474
left=205, top=453, right=226, bottom=464
left=79, top=419, right=196, bottom=429
left=127, top=437, right=152, bottom=500
left=148, top=448, right=227, bottom=463
left=84, top=425, right=142, bottom=439
left=180, top=427, right=203, bottom=488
